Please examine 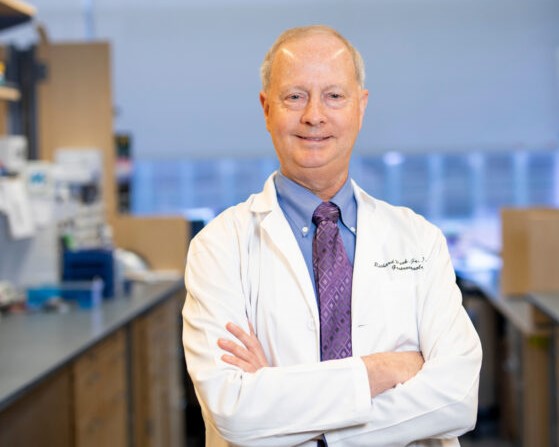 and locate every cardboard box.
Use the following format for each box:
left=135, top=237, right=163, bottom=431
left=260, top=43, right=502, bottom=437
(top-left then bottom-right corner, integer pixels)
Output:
left=528, top=216, right=559, bottom=293
left=112, top=215, right=189, bottom=273
left=501, top=208, right=559, bottom=295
